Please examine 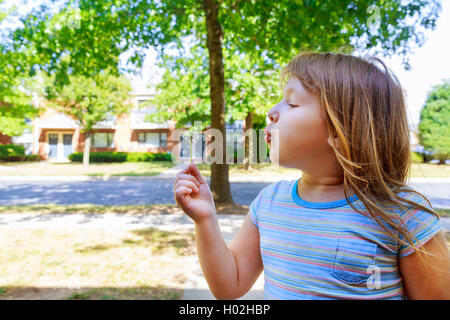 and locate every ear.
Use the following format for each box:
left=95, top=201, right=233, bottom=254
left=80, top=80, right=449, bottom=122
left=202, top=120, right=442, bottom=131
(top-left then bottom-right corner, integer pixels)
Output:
left=327, top=135, right=342, bottom=153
